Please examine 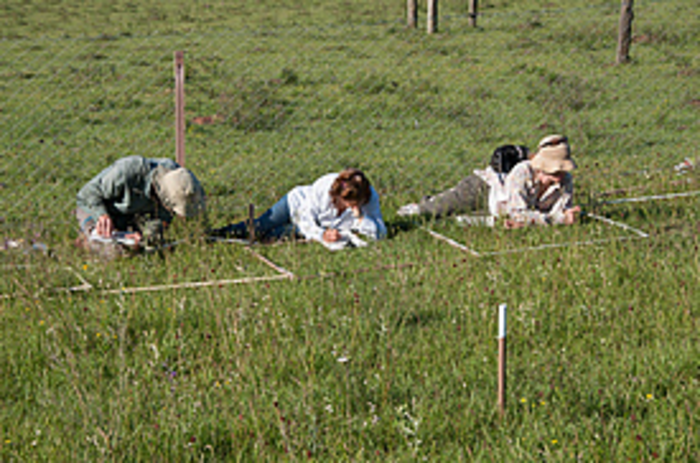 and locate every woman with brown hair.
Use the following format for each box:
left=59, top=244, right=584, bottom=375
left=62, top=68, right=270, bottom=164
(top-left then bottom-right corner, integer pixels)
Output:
left=212, top=168, right=386, bottom=245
